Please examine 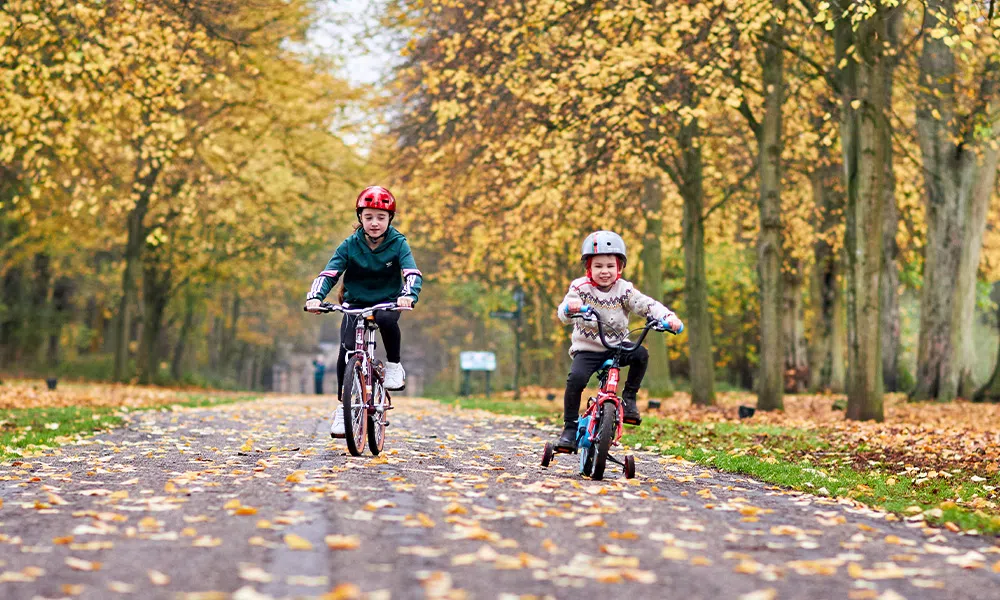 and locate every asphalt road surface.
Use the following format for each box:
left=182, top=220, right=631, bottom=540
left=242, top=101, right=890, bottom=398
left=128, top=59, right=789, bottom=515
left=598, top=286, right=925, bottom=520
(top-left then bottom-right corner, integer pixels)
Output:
left=1, top=395, right=998, bottom=599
